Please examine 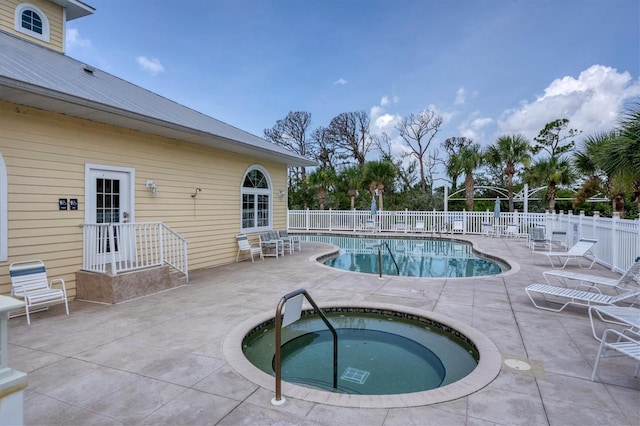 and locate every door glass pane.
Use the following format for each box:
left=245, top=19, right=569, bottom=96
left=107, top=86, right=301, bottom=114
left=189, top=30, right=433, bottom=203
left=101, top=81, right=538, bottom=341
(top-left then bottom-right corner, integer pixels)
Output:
left=96, top=178, right=121, bottom=253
